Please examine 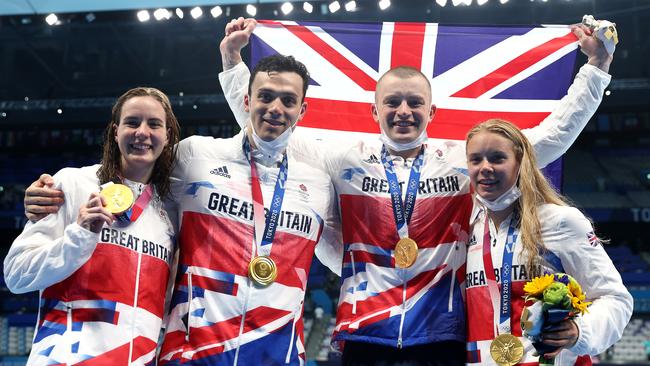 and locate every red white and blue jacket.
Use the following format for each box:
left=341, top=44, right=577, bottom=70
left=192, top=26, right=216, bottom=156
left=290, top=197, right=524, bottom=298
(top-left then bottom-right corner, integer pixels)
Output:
left=219, top=62, right=611, bottom=349
left=4, top=165, right=175, bottom=365
left=158, top=132, right=338, bottom=365
left=324, top=139, right=471, bottom=348
left=465, top=204, right=632, bottom=365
